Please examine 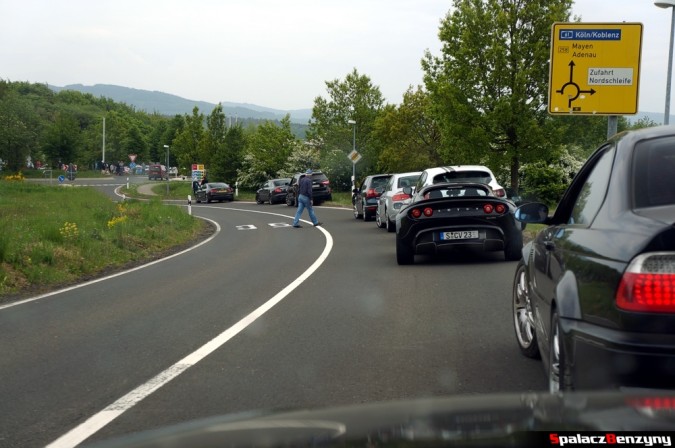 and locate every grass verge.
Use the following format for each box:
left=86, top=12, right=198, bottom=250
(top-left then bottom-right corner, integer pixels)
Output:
left=0, top=180, right=207, bottom=301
